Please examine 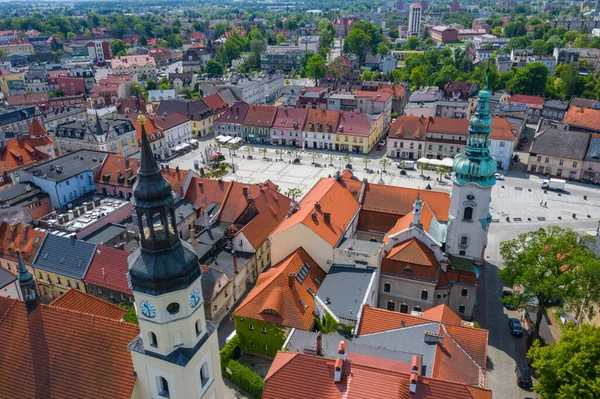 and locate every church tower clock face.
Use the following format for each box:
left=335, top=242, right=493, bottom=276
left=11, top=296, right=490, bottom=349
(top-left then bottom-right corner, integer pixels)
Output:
left=189, top=288, right=200, bottom=308
left=140, top=300, right=156, bottom=318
